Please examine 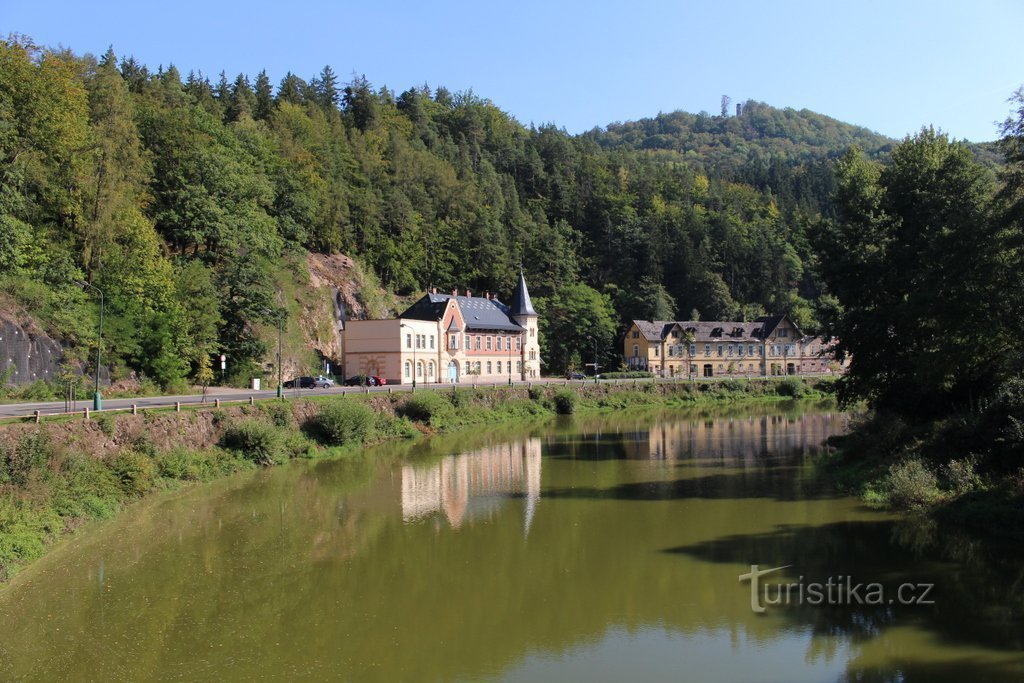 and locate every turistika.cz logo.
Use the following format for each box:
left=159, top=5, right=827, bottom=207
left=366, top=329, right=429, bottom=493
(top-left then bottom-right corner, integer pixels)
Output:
left=738, top=564, right=935, bottom=613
